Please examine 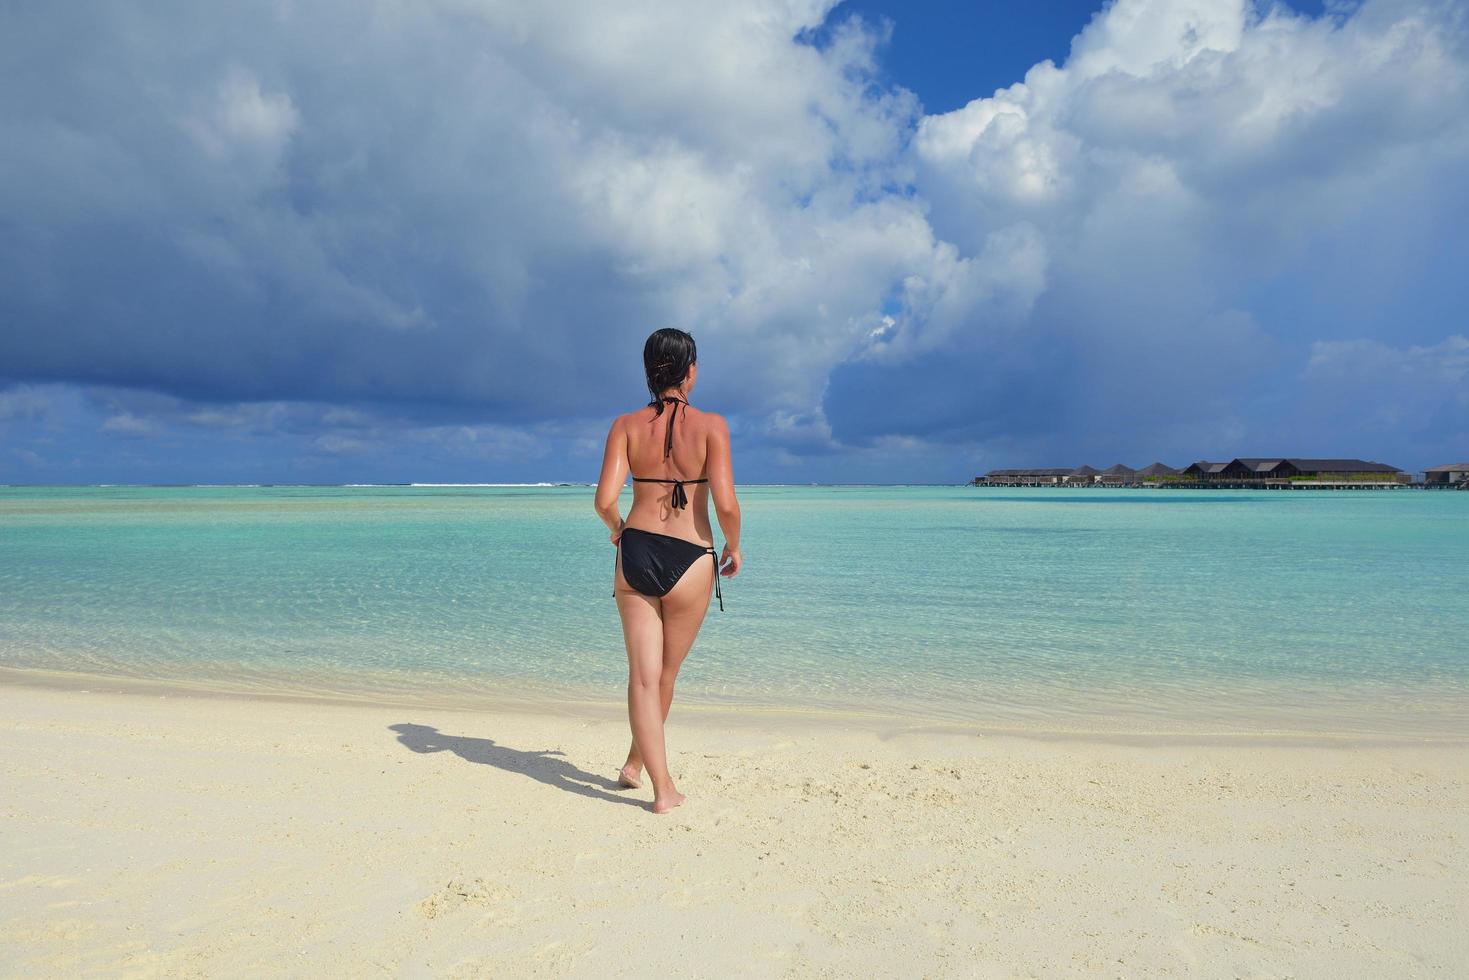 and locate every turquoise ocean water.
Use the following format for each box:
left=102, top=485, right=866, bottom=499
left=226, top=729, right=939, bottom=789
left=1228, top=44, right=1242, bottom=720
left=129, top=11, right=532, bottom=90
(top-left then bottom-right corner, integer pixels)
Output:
left=2, top=485, right=1466, bottom=735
